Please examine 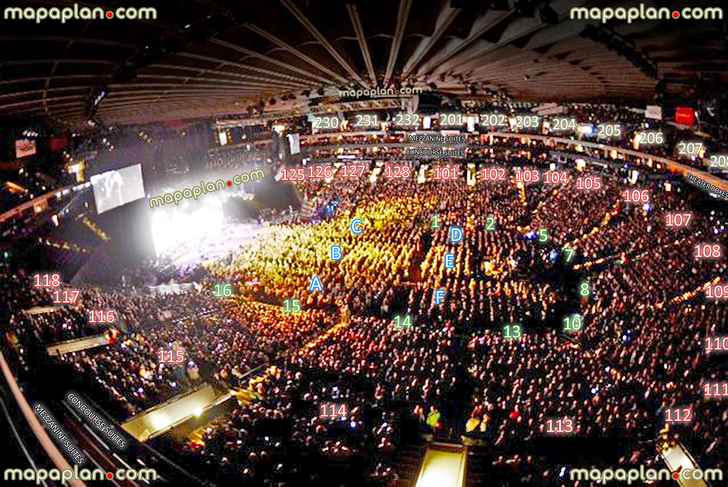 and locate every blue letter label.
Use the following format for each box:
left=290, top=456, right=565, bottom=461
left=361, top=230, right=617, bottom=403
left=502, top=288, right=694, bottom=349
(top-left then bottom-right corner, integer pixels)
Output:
left=330, top=245, right=342, bottom=261
left=449, top=226, right=463, bottom=244
left=309, top=275, right=324, bottom=293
